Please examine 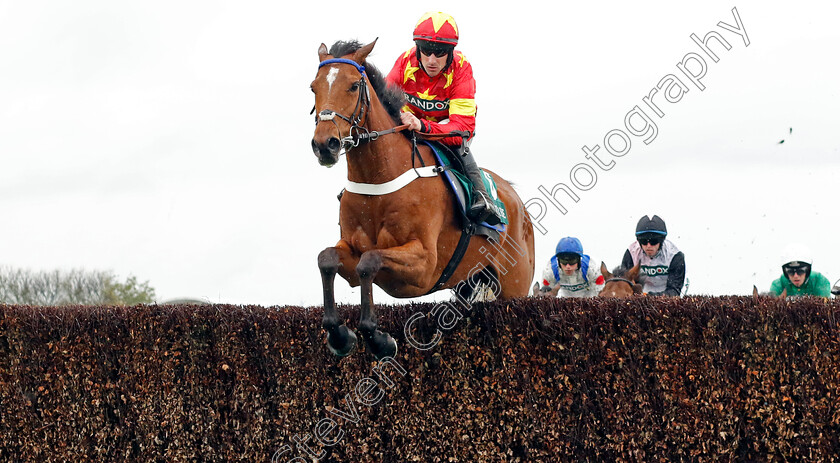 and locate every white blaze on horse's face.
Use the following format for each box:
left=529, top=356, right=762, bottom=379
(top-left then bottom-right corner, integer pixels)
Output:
left=326, top=67, right=339, bottom=91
